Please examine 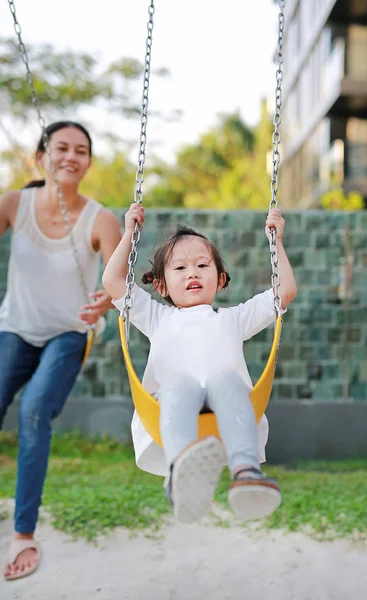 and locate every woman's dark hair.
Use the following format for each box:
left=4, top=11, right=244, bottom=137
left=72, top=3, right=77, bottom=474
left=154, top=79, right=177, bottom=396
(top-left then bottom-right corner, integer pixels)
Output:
left=23, top=121, right=92, bottom=189
left=142, top=224, right=231, bottom=305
